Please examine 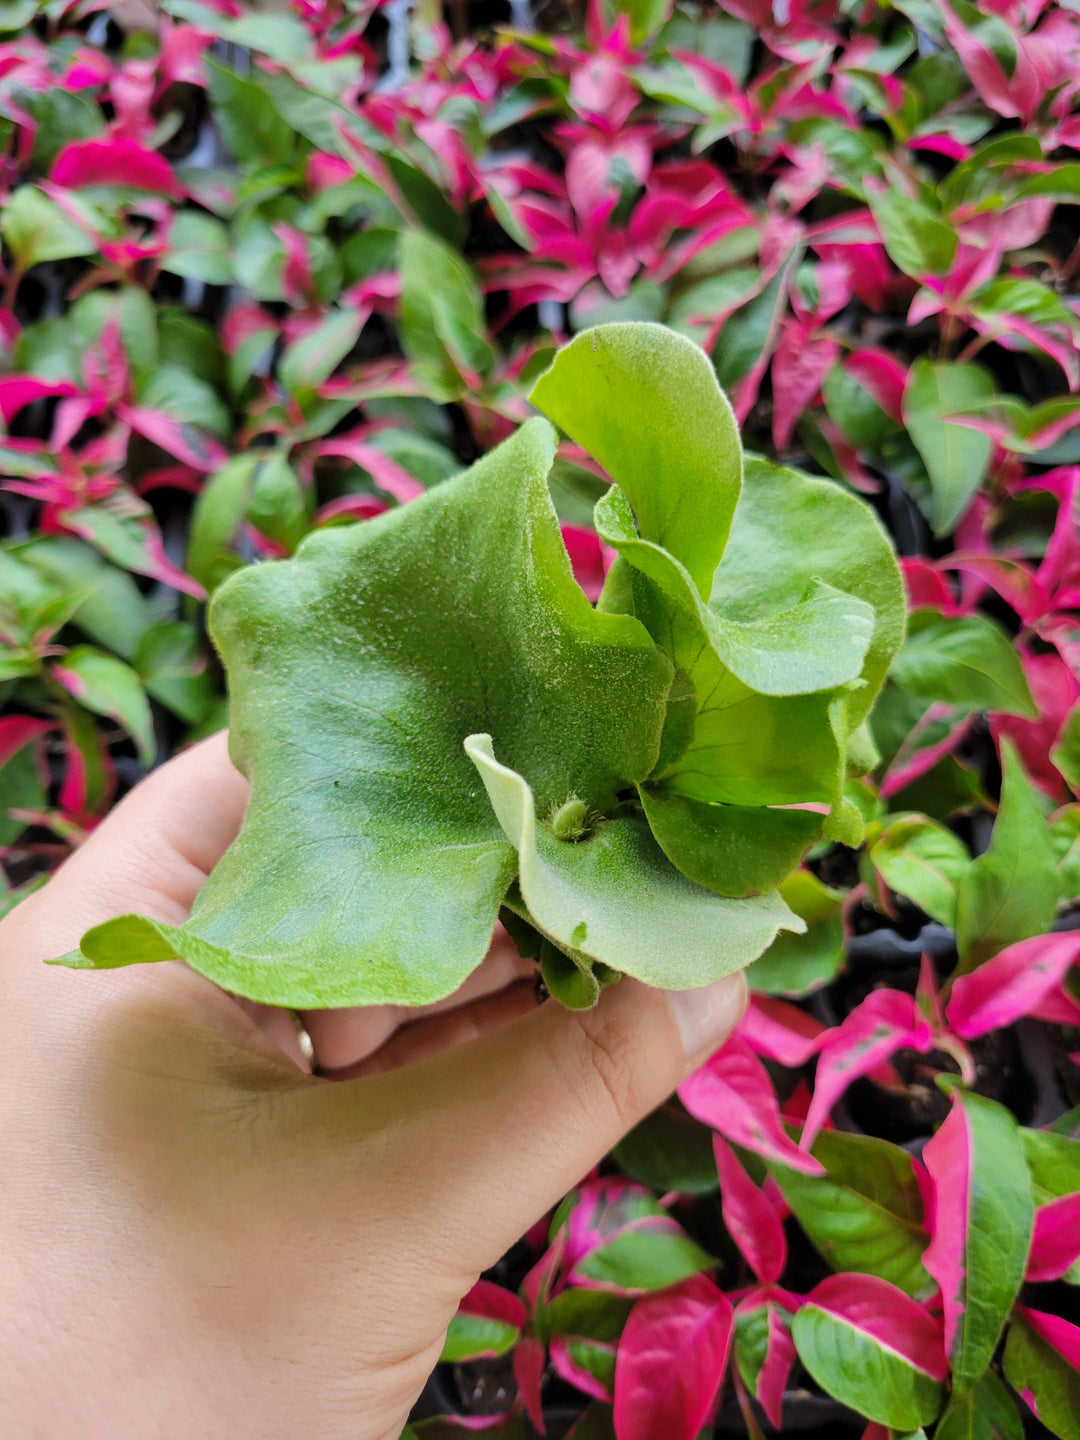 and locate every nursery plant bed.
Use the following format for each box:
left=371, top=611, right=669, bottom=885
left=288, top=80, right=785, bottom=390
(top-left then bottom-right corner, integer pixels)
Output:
left=5, top=2, right=1080, bottom=1437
